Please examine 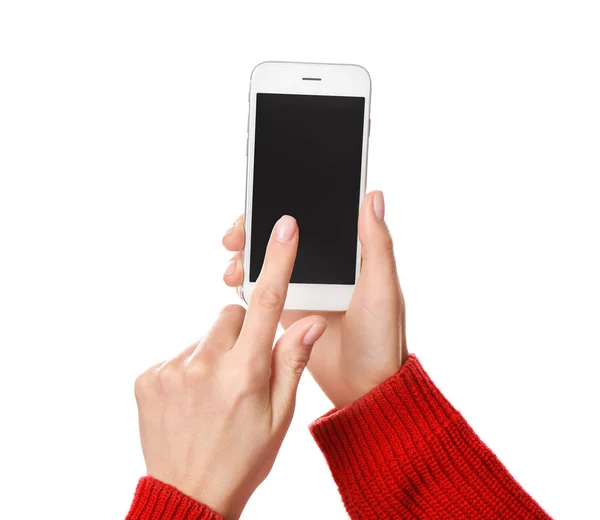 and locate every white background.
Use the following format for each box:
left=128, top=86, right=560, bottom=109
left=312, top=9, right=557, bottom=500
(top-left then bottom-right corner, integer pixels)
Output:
left=1, top=1, right=599, bottom=519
